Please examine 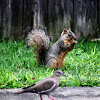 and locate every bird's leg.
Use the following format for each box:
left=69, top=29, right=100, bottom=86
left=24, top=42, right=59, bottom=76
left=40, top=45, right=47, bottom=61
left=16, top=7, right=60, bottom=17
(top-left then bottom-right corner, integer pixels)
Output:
left=48, top=95, right=56, bottom=100
left=40, top=95, right=42, bottom=100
